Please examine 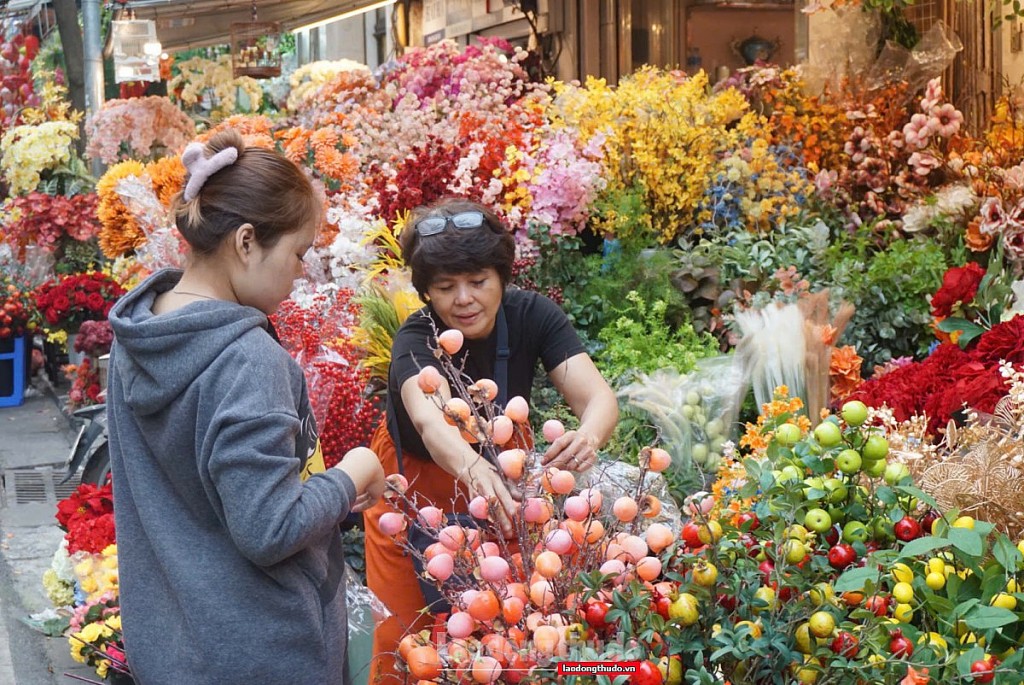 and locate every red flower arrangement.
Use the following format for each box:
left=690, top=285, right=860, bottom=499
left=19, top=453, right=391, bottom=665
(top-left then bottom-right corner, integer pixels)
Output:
left=851, top=315, right=1024, bottom=434
left=56, top=482, right=115, bottom=555
left=0, top=192, right=102, bottom=259
left=66, top=357, right=103, bottom=410
left=930, top=262, right=986, bottom=319
left=0, top=278, right=36, bottom=338
left=73, top=320, right=114, bottom=358
left=33, top=272, right=125, bottom=332
left=271, top=288, right=382, bottom=468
